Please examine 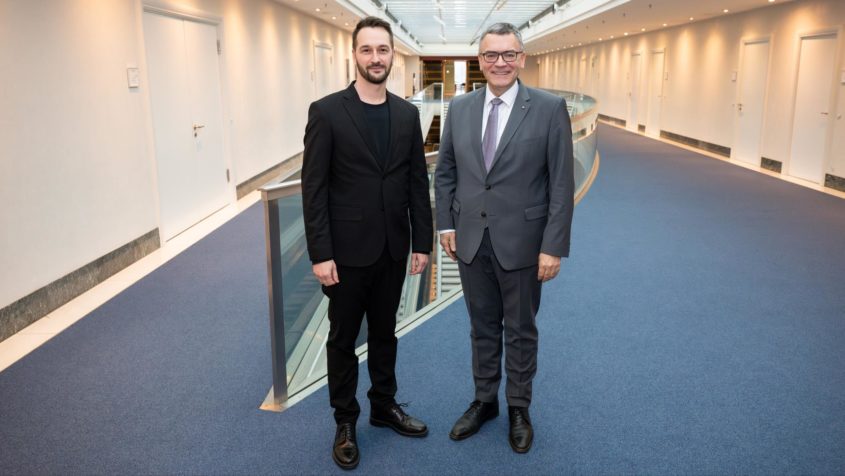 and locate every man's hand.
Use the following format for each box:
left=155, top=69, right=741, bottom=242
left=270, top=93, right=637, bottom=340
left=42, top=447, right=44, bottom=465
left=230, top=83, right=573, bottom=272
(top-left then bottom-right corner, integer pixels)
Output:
left=439, top=232, right=457, bottom=261
left=409, top=253, right=429, bottom=275
left=313, top=259, right=339, bottom=286
left=537, top=253, right=561, bottom=282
